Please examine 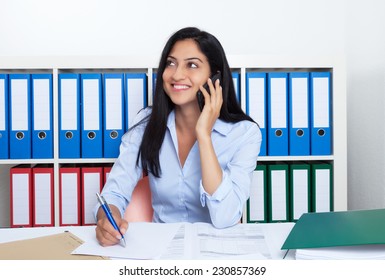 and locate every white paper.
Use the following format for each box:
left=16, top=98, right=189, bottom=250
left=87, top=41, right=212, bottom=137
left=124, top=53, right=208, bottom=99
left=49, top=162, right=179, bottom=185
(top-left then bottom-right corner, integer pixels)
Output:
left=72, top=222, right=181, bottom=259
left=34, top=173, right=52, bottom=225
left=82, top=79, right=100, bottom=131
left=61, top=79, right=78, bottom=130
left=194, top=223, right=271, bottom=259
left=291, top=77, right=308, bottom=128
left=158, top=224, right=186, bottom=259
left=83, top=172, right=101, bottom=225
left=249, top=170, right=265, bottom=221
left=161, top=223, right=271, bottom=260
left=12, top=173, right=31, bottom=225
left=292, top=169, right=309, bottom=220
left=33, top=79, right=50, bottom=130
left=72, top=222, right=273, bottom=260
left=271, top=170, right=287, bottom=221
left=313, top=77, right=330, bottom=128
left=105, top=78, right=122, bottom=130
left=249, top=77, right=265, bottom=129
left=315, top=169, right=331, bottom=212
left=127, top=78, right=145, bottom=128
left=262, top=222, right=295, bottom=260
left=232, top=76, right=239, bottom=99
left=0, top=79, right=5, bottom=130
left=11, top=79, right=29, bottom=131
left=270, top=78, right=287, bottom=128
left=61, top=173, right=79, bottom=225
left=296, top=244, right=385, bottom=260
